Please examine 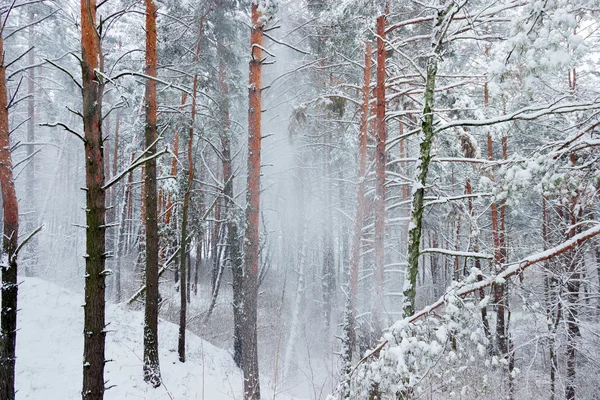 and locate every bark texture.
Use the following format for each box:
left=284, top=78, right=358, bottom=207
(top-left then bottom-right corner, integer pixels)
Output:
left=241, top=4, right=263, bottom=399
left=143, top=0, right=161, bottom=387
left=373, top=15, right=387, bottom=329
left=80, top=0, right=107, bottom=398
left=178, top=16, right=204, bottom=364
left=403, top=3, right=460, bottom=318
left=0, top=18, right=20, bottom=400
